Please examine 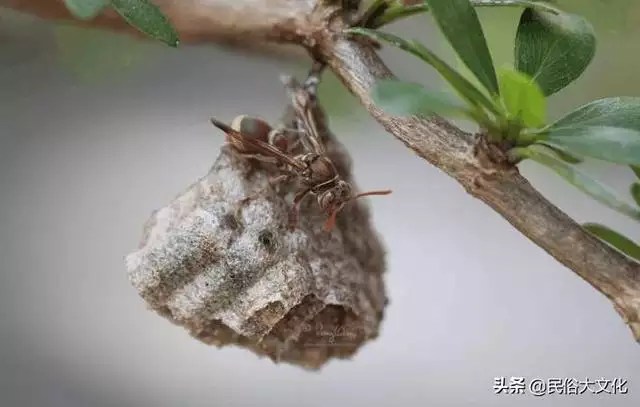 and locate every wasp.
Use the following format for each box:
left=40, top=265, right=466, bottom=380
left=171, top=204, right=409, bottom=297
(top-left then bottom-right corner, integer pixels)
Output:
left=211, top=64, right=391, bottom=232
